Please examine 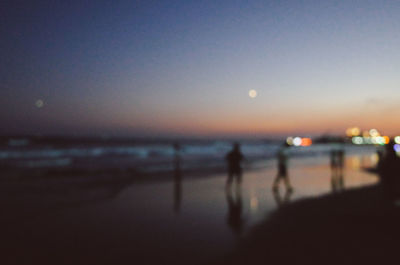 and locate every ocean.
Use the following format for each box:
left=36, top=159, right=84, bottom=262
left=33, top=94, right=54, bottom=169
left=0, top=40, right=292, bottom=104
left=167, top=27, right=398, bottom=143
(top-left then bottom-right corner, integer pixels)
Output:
left=0, top=136, right=379, bottom=175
